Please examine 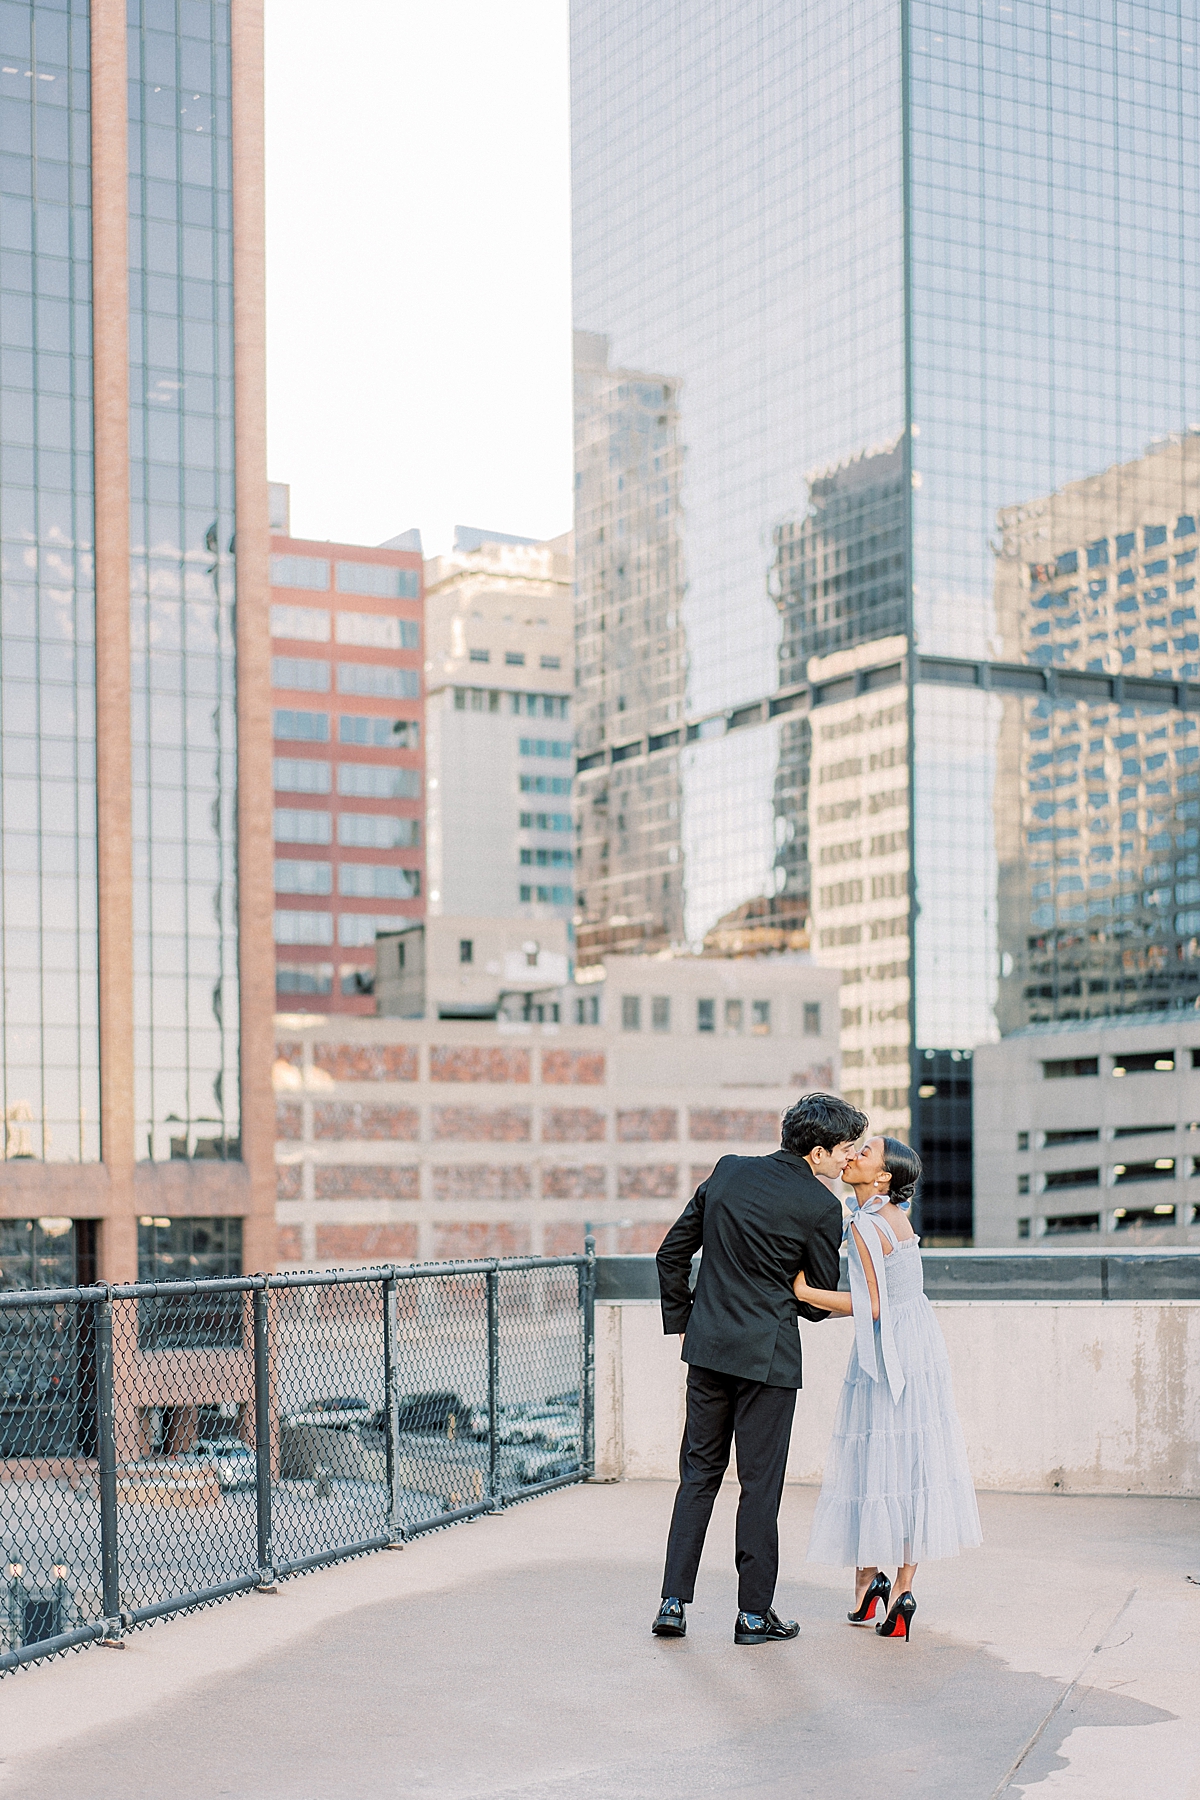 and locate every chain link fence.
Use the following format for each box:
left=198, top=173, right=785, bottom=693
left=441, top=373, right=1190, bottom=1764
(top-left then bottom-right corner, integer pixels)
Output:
left=0, top=1250, right=594, bottom=1673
